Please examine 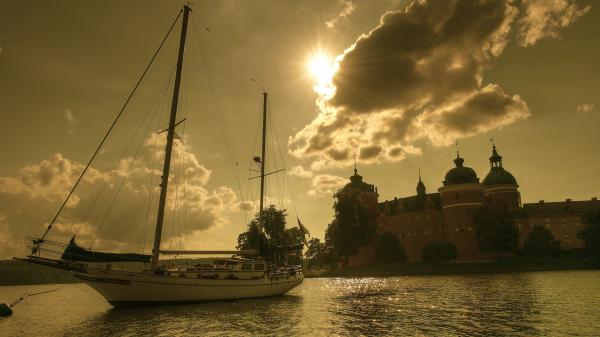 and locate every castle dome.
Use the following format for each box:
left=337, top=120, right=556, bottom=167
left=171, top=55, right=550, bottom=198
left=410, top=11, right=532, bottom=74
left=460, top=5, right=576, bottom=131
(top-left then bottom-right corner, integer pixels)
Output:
left=343, top=167, right=375, bottom=193
left=482, top=144, right=518, bottom=186
left=483, top=170, right=517, bottom=186
left=443, top=155, right=479, bottom=186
